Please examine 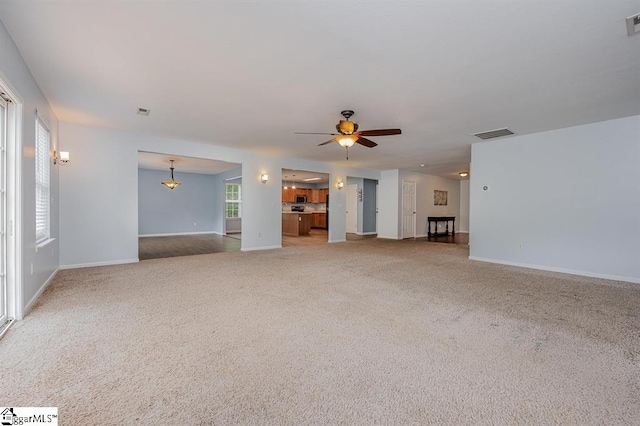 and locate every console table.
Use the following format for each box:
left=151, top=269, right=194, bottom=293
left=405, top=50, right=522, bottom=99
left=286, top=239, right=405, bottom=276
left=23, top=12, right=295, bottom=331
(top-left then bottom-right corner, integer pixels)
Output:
left=427, top=216, right=455, bottom=237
